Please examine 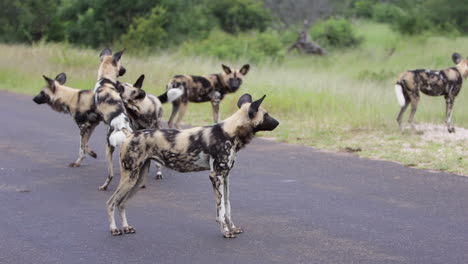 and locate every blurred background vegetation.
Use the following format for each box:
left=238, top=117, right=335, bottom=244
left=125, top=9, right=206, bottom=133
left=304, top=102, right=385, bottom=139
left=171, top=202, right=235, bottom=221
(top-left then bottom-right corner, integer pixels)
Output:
left=1, top=0, right=467, bottom=62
